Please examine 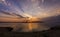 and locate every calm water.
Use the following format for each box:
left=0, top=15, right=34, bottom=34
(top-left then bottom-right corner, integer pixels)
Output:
left=0, top=23, right=49, bottom=32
